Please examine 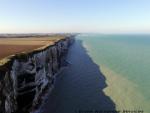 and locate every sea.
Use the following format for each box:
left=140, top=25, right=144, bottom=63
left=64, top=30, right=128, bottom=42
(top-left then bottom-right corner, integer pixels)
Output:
left=42, top=34, right=150, bottom=113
